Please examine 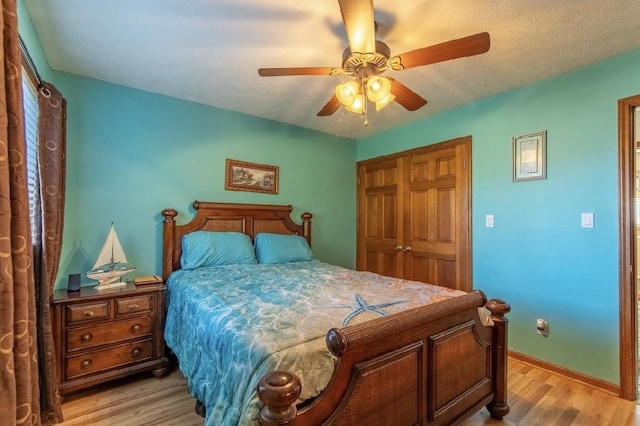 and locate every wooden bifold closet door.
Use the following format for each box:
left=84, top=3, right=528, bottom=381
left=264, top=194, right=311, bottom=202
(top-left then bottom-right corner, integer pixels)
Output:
left=356, top=137, right=472, bottom=291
